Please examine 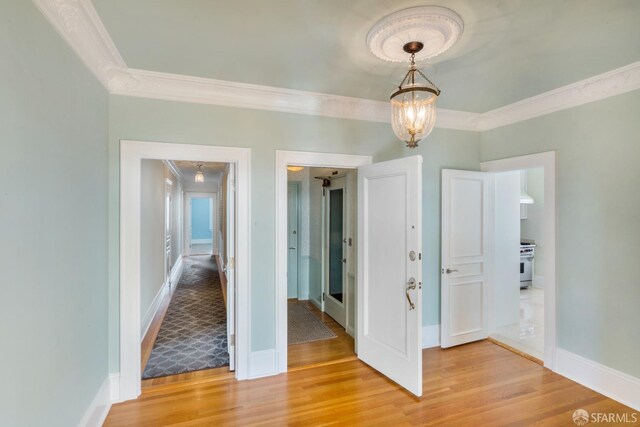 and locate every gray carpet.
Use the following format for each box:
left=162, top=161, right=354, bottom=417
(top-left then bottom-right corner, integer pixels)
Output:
left=142, top=256, right=229, bottom=379
left=288, top=303, right=337, bottom=345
